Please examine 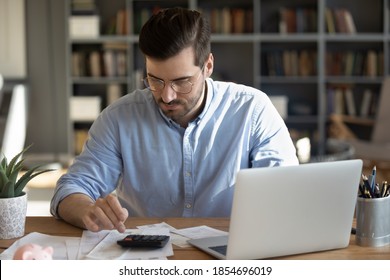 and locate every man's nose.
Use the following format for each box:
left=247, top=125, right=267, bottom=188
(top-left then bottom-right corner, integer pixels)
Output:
left=160, top=83, right=177, bottom=103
